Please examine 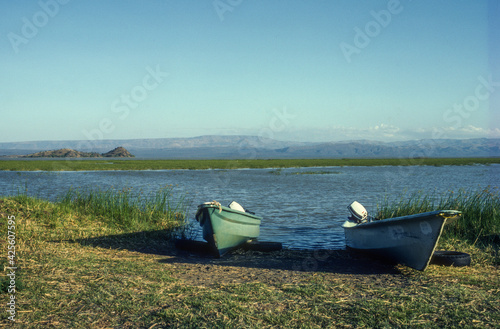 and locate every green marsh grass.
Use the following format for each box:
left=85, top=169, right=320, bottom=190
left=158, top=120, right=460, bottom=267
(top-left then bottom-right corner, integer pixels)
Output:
left=1, top=157, right=500, bottom=171
left=59, top=186, right=188, bottom=231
